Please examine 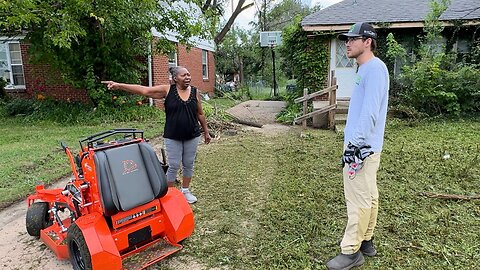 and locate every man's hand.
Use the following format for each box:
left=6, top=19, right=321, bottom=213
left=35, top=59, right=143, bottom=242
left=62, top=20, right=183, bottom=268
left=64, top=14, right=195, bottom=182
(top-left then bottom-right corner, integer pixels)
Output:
left=342, top=143, right=374, bottom=165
